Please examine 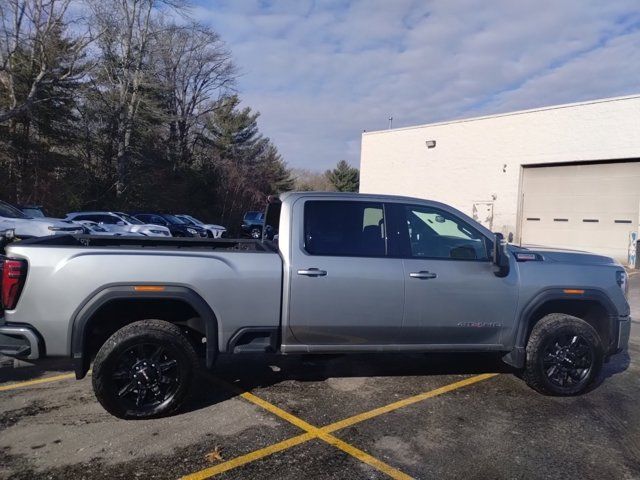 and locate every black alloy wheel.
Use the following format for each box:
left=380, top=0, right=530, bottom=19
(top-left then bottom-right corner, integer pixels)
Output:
left=542, top=334, right=594, bottom=389
left=111, top=343, right=181, bottom=413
